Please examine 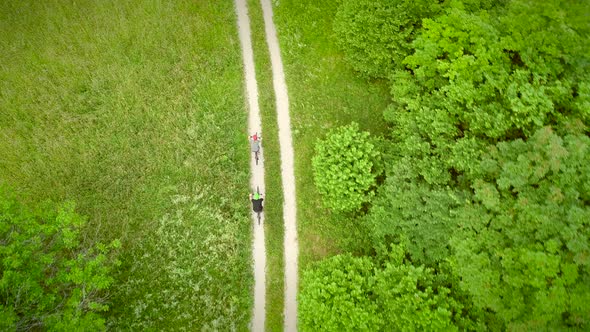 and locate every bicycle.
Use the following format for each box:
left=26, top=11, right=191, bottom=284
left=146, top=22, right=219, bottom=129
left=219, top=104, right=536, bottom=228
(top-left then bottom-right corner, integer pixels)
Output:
left=255, top=148, right=259, bottom=166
